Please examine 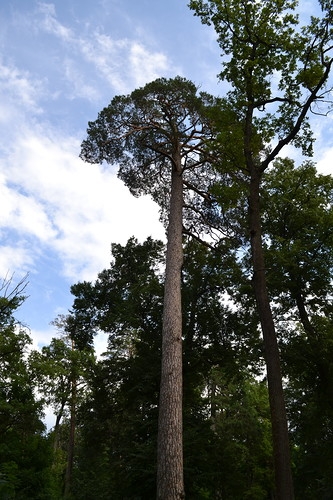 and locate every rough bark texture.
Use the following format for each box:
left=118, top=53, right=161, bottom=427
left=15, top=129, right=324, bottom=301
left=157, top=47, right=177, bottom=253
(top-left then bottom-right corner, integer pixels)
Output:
left=157, top=157, right=184, bottom=499
left=249, top=172, right=294, bottom=500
